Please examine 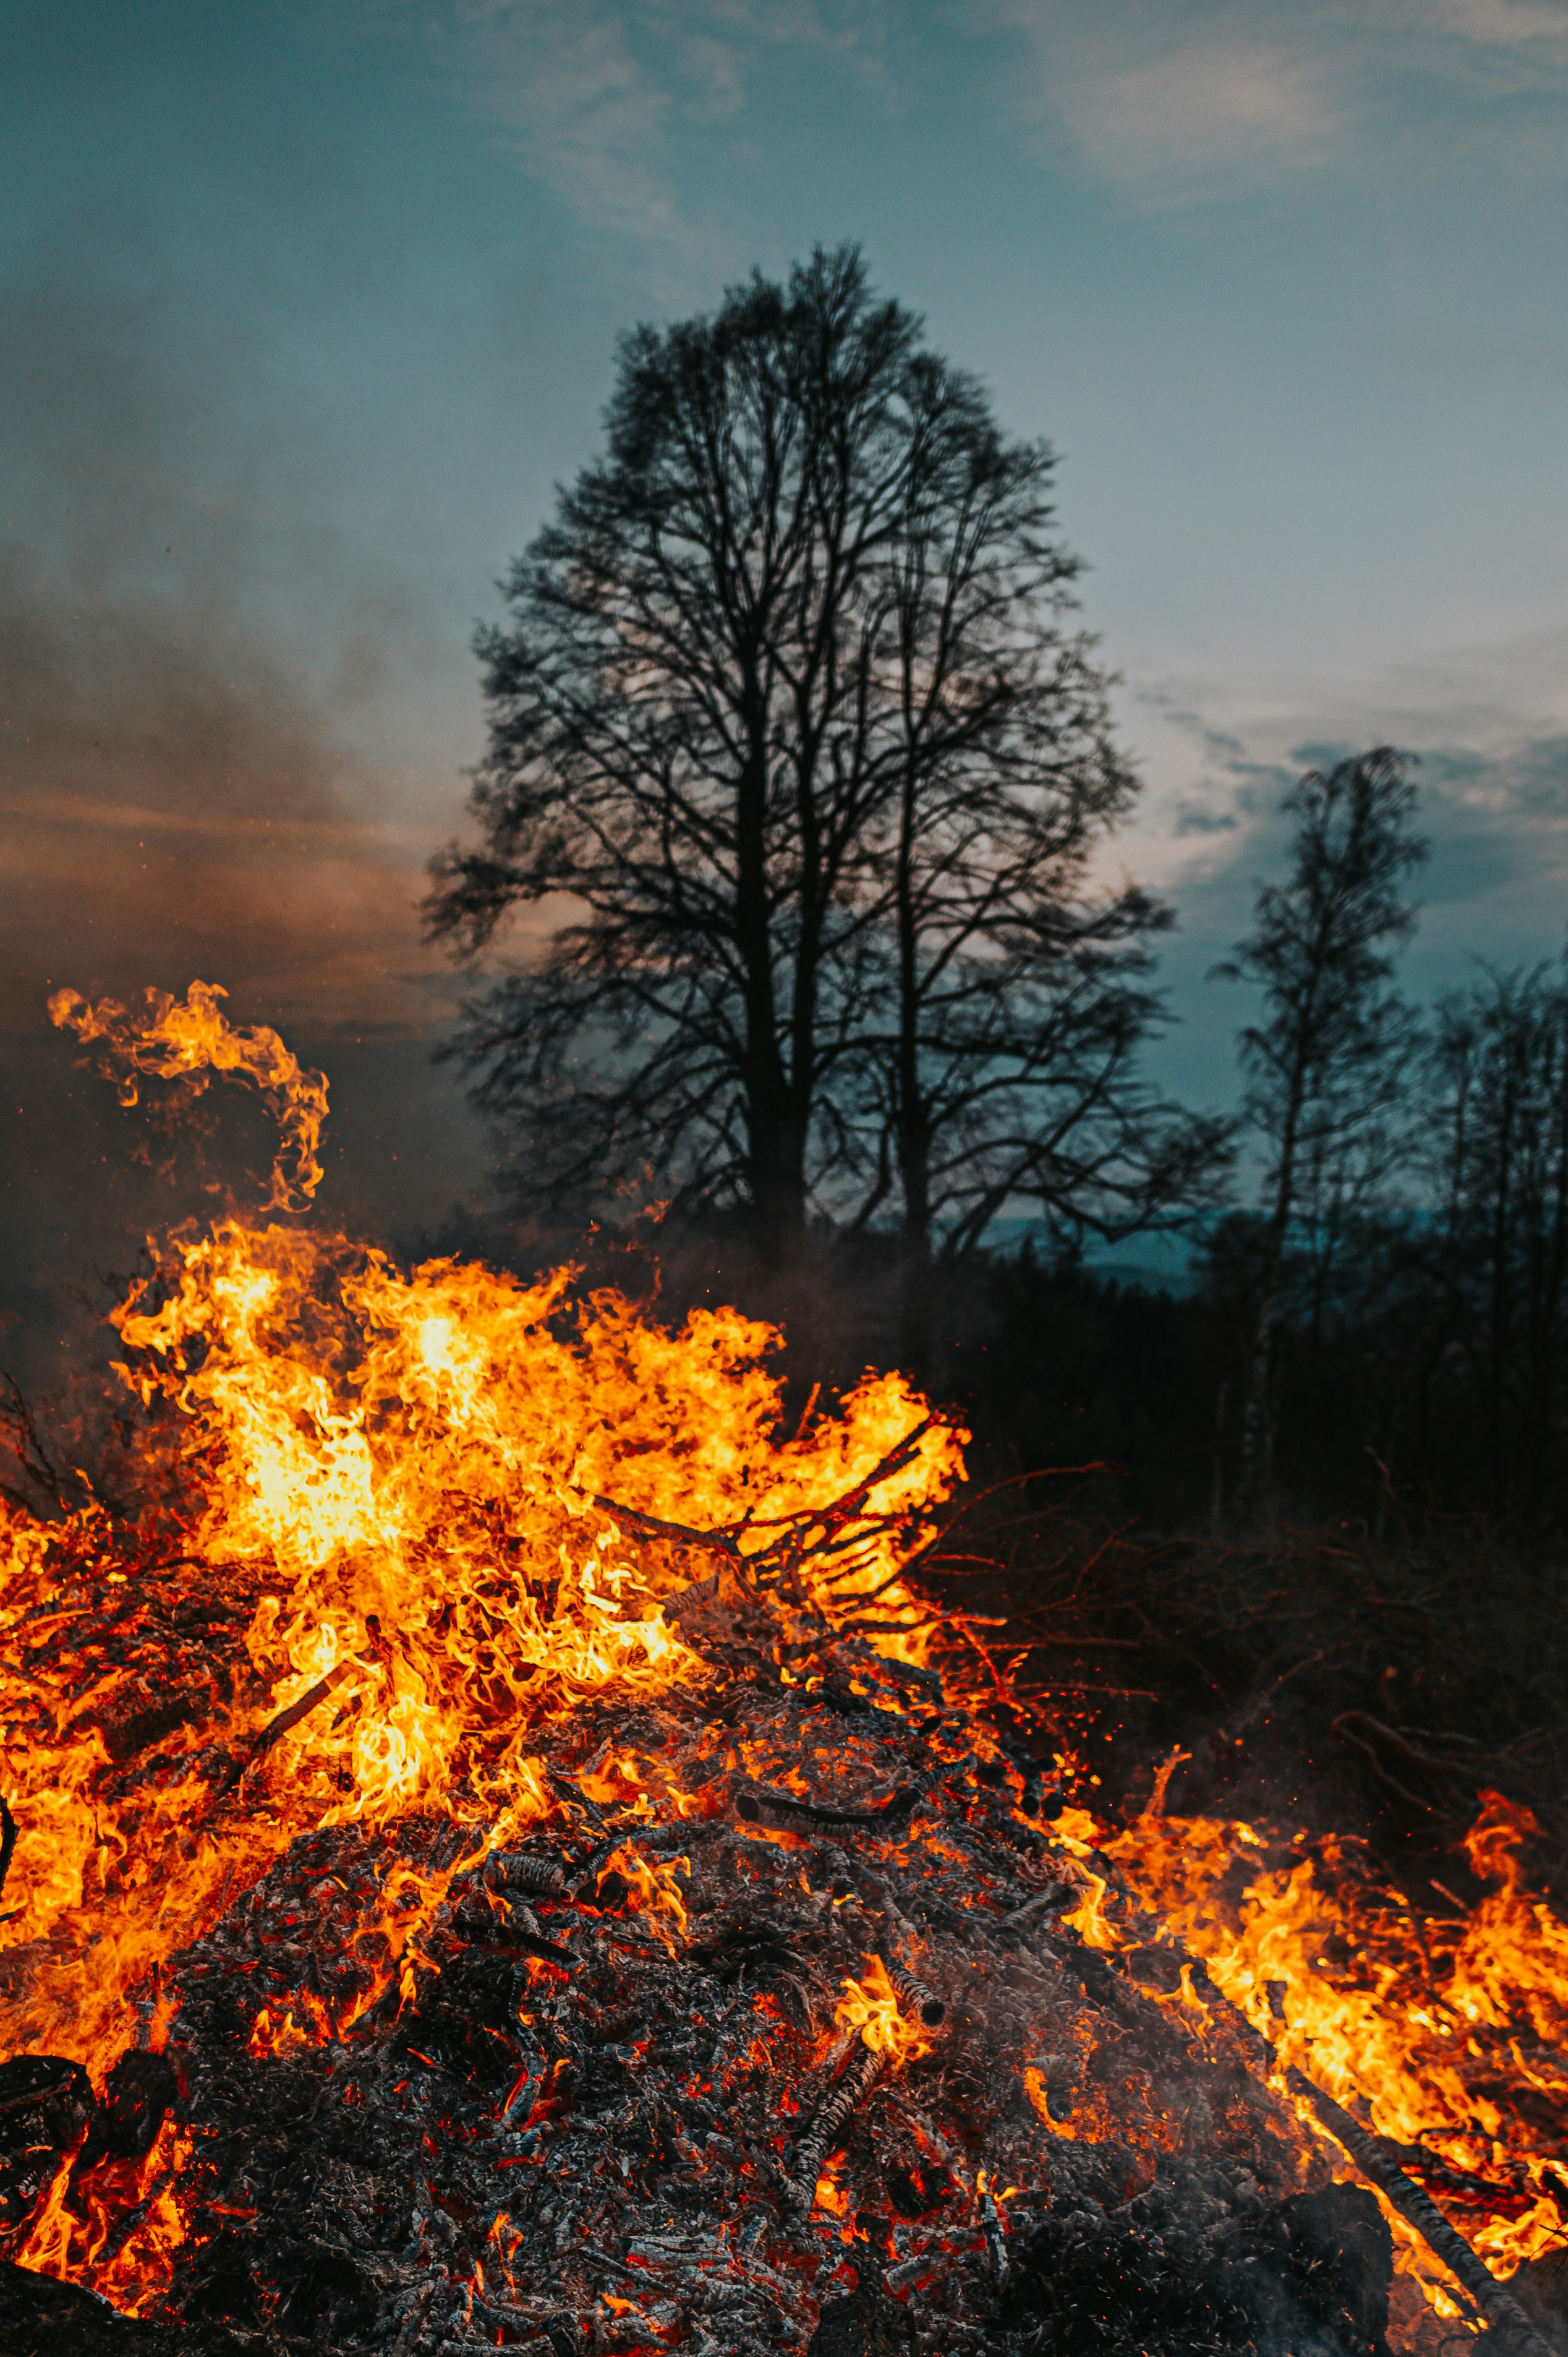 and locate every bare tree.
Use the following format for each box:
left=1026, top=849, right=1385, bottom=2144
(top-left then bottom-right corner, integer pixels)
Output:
left=842, top=382, right=1231, bottom=1364
left=427, top=246, right=1214, bottom=1270
left=1213, top=748, right=1427, bottom=1520
left=429, top=247, right=945, bottom=1247
left=1427, top=963, right=1568, bottom=1518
